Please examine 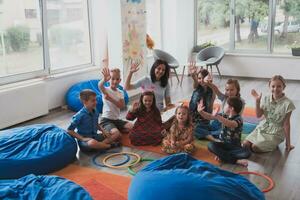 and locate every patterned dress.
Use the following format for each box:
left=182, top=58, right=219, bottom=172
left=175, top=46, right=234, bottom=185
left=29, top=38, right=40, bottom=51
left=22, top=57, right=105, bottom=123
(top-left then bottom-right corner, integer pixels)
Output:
left=162, top=124, right=195, bottom=154
left=245, top=95, right=295, bottom=152
left=126, top=109, right=163, bottom=146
